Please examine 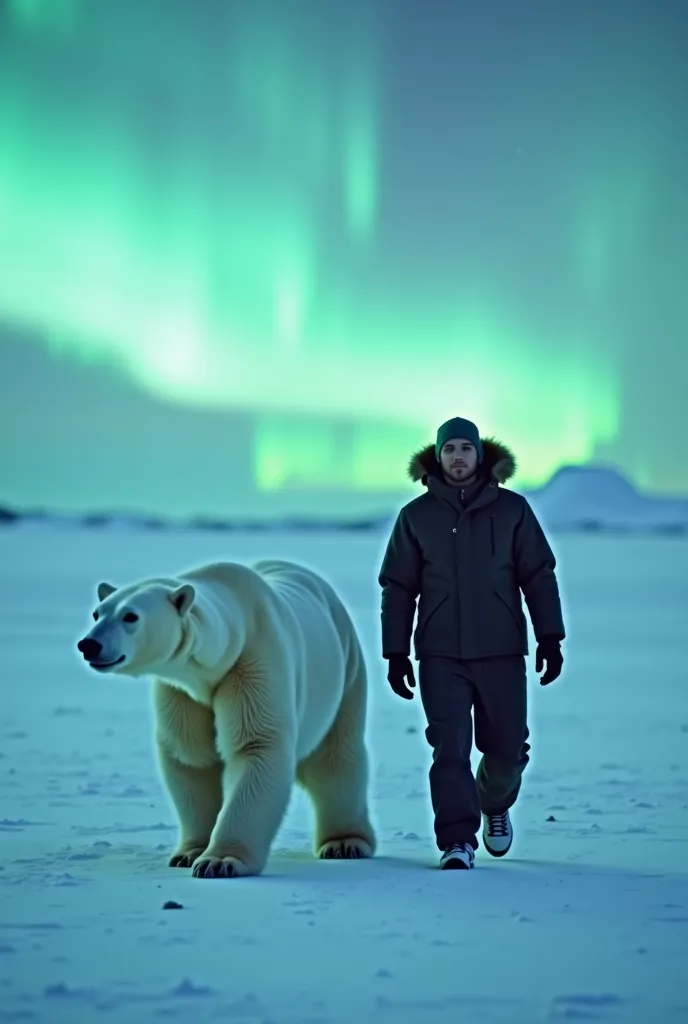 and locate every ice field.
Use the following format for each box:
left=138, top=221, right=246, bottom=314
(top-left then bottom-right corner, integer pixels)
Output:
left=0, top=523, right=686, bottom=1023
